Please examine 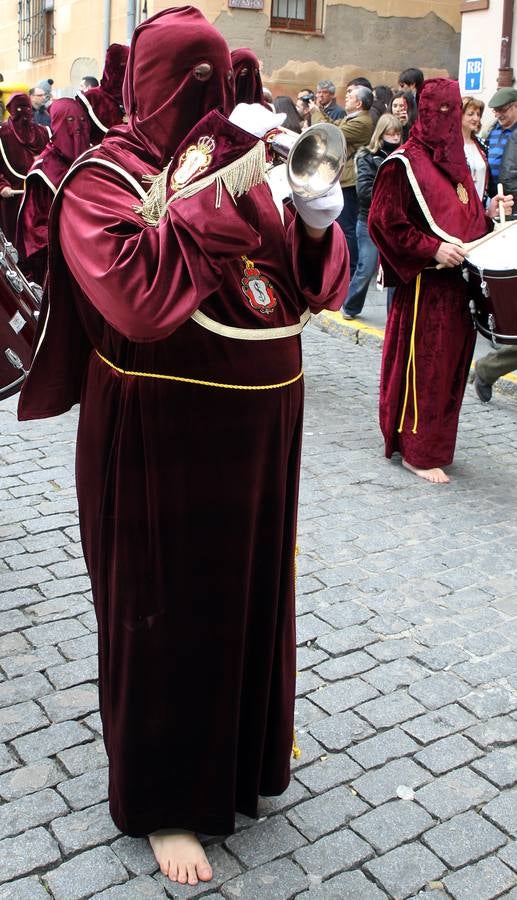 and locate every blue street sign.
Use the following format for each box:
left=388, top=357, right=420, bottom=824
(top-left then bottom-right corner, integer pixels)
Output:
left=465, top=57, right=483, bottom=92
